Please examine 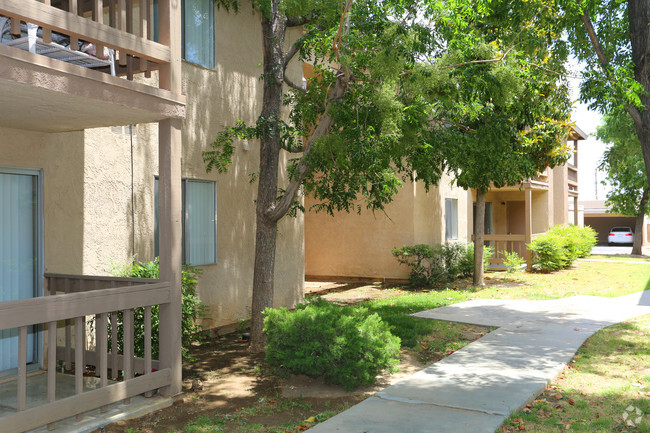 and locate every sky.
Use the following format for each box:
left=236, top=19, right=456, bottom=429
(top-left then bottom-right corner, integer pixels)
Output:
left=567, top=69, right=610, bottom=201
